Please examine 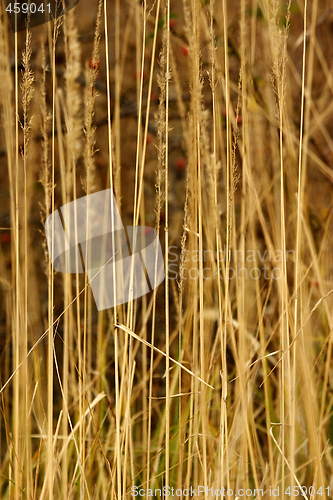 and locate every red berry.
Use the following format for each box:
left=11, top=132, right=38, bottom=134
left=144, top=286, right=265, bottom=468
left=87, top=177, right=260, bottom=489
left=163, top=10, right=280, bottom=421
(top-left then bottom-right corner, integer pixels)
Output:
left=236, top=115, right=242, bottom=125
left=169, top=19, right=176, bottom=29
left=176, top=157, right=186, bottom=170
left=182, top=46, right=189, bottom=56
left=146, top=134, right=153, bottom=144
left=135, top=70, right=145, bottom=81
left=89, top=59, right=99, bottom=71
left=1, top=233, right=10, bottom=244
